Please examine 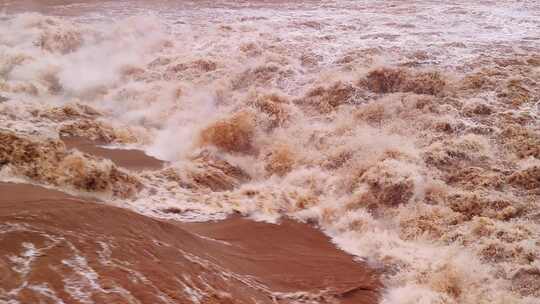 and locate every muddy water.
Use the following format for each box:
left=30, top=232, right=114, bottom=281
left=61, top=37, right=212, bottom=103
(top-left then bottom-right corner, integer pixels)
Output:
left=0, top=0, right=539, bottom=303
left=62, top=136, right=165, bottom=171
left=0, top=182, right=380, bottom=304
